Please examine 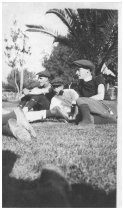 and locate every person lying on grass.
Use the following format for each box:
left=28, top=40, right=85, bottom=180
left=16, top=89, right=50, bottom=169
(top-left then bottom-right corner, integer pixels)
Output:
left=71, top=59, right=117, bottom=125
left=2, top=77, right=79, bottom=140
left=25, top=62, right=117, bottom=125
left=25, top=77, right=79, bottom=123
left=2, top=62, right=117, bottom=141
left=2, top=70, right=55, bottom=141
